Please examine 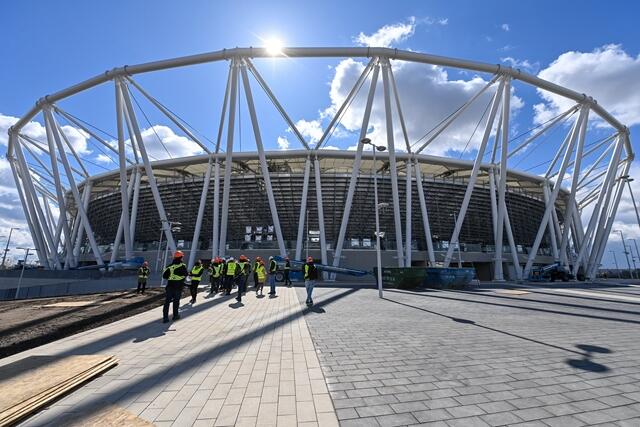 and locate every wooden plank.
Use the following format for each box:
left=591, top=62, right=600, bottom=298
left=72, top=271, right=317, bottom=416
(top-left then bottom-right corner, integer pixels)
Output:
left=65, top=405, right=154, bottom=427
left=0, top=355, right=117, bottom=427
left=0, top=358, right=118, bottom=425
